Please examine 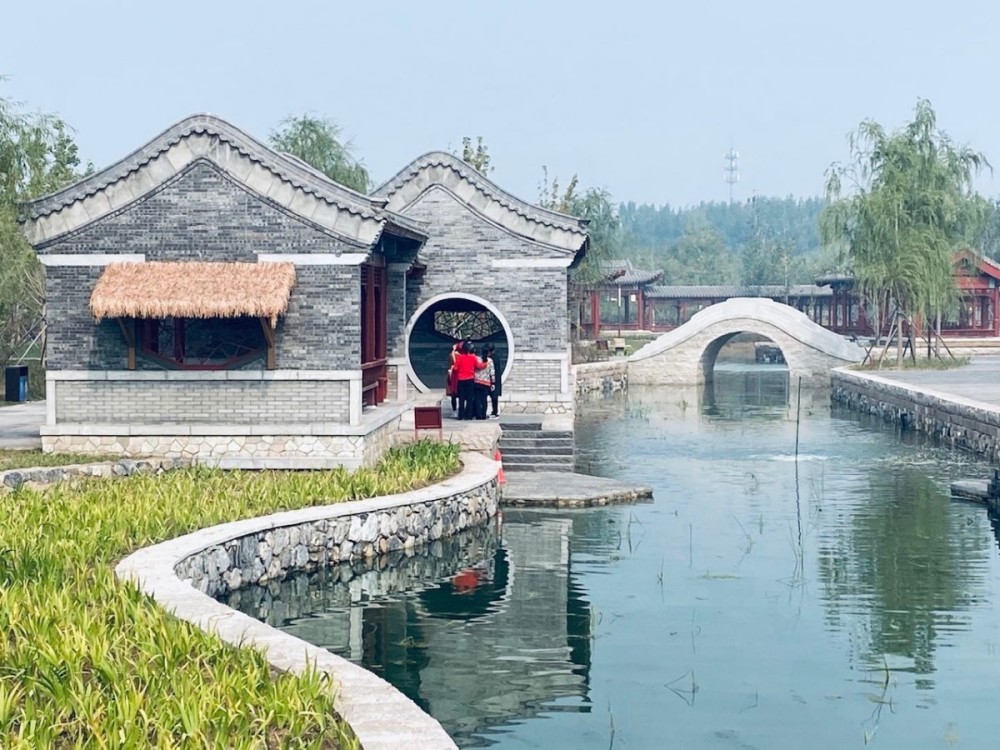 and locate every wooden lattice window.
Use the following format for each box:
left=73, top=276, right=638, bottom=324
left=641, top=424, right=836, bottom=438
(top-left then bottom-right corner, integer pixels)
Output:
left=138, top=317, right=266, bottom=370
left=433, top=310, right=503, bottom=341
